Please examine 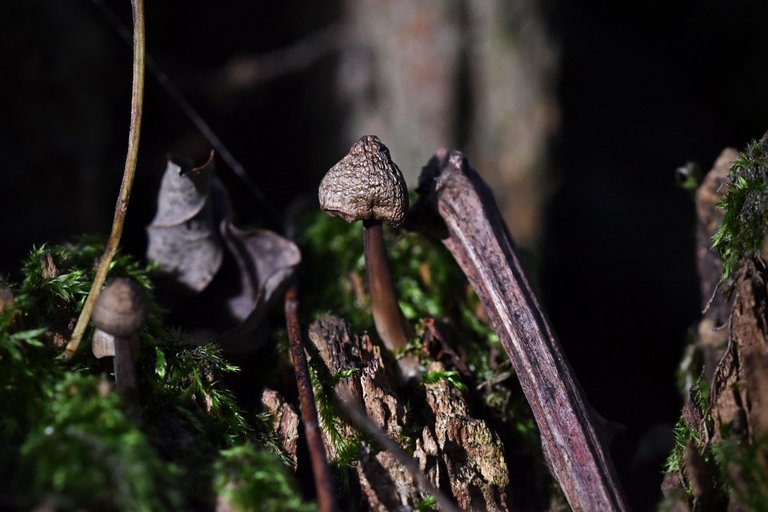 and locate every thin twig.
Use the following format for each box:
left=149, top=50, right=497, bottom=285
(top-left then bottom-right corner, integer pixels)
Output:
left=65, top=0, right=145, bottom=358
left=412, top=149, right=628, bottom=511
left=284, top=285, right=337, bottom=512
